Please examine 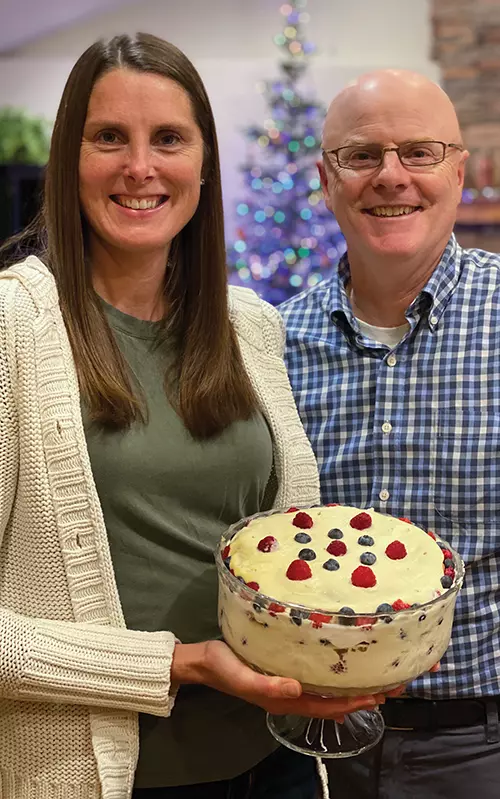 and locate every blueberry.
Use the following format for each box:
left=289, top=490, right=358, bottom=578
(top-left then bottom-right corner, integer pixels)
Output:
left=338, top=607, right=356, bottom=626
left=360, top=552, right=377, bottom=566
left=328, top=528, right=344, bottom=539
left=223, top=558, right=231, bottom=568
left=294, top=532, right=312, bottom=544
left=253, top=602, right=263, bottom=613
left=298, top=548, right=316, bottom=561
left=290, top=608, right=307, bottom=626
left=441, top=575, right=453, bottom=589
left=358, top=535, right=375, bottom=546
left=444, top=558, right=454, bottom=568
left=323, top=558, right=340, bottom=571
left=376, top=603, right=393, bottom=614
left=437, top=542, right=447, bottom=551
